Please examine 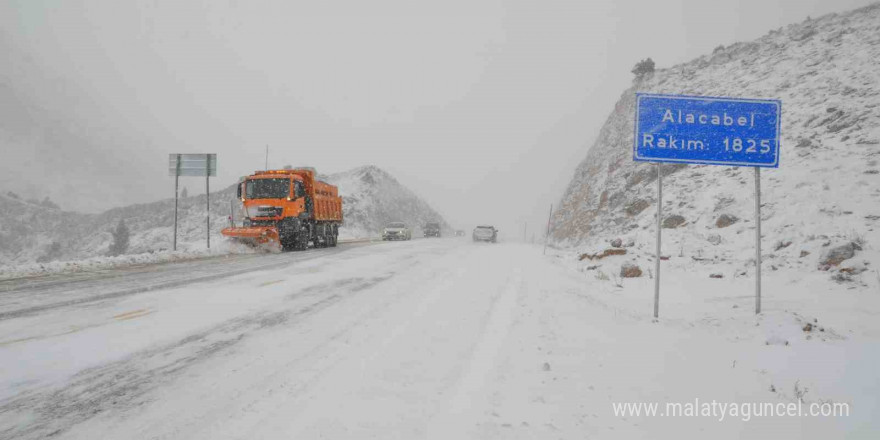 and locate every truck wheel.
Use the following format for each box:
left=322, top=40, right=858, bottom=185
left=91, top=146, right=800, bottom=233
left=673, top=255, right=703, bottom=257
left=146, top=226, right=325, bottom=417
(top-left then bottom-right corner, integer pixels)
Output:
left=293, top=230, right=309, bottom=251
left=278, top=219, right=298, bottom=252
left=280, top=239, right=295, bottom=252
